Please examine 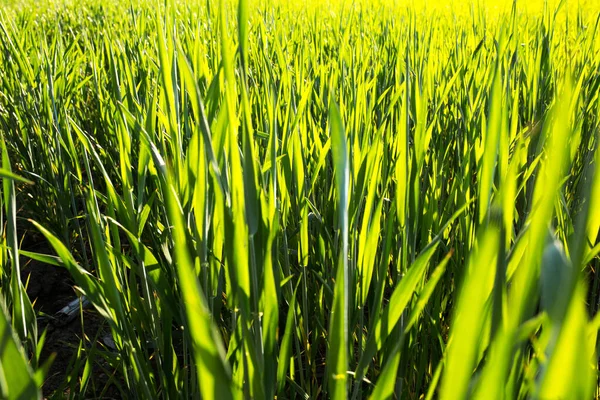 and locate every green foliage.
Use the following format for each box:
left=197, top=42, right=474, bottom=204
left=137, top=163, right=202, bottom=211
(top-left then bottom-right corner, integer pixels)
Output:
left=0, top=0, right=599, bottom=398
